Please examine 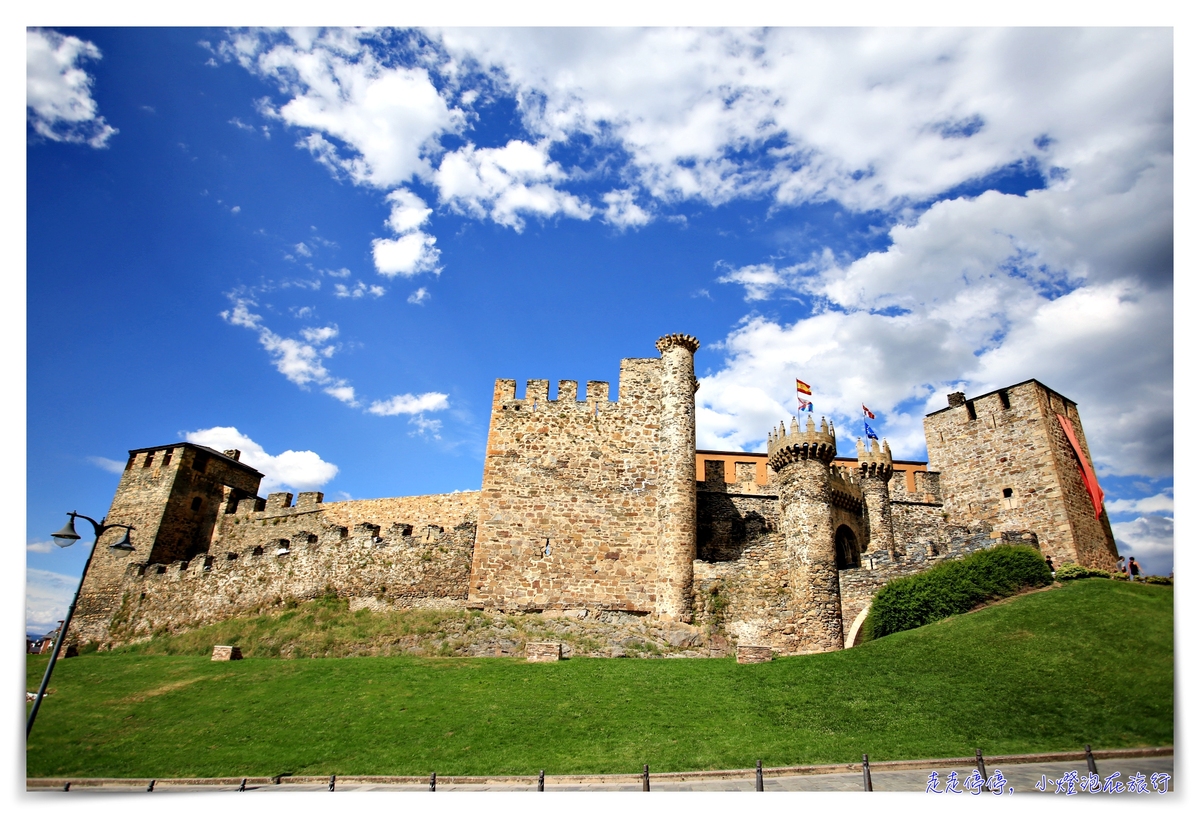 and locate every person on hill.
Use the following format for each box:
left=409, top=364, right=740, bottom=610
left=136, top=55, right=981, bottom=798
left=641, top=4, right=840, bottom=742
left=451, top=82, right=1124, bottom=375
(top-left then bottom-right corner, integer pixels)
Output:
left=1129, top=556, right=1142, bottom=580
left=1045, top=555, right=1055, bottom=577
left=1117, top=556, right=1126, bottom=576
